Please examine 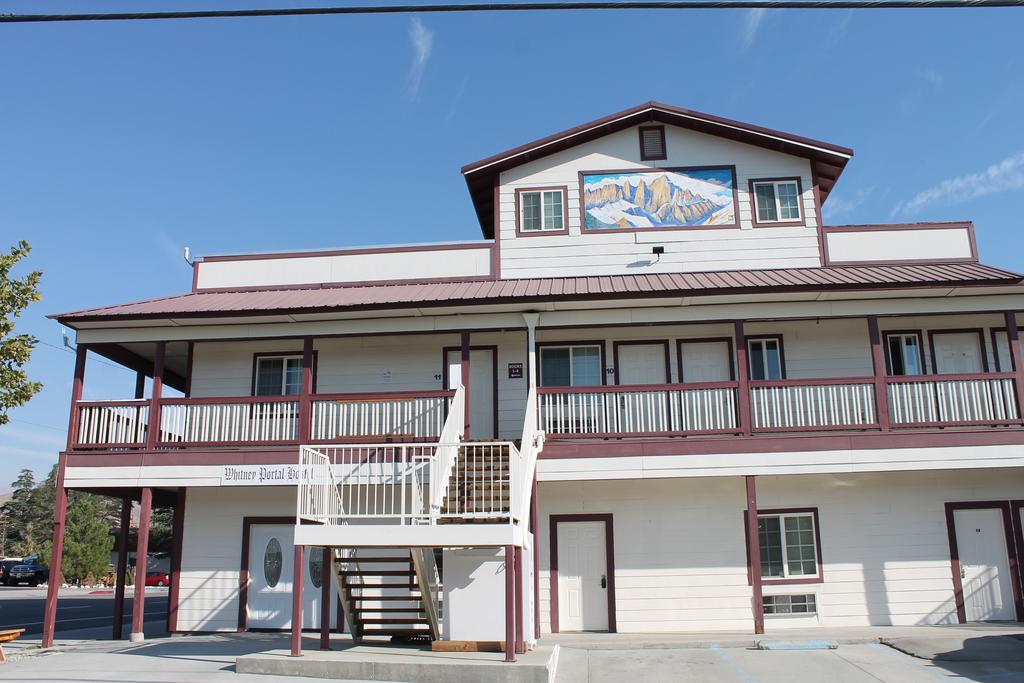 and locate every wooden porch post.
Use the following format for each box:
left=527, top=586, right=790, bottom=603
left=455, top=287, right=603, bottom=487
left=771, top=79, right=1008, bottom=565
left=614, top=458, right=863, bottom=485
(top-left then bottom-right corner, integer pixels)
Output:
left=867, top=316, right=891, bottom=431
left=1005, top=312, right=1024, bottom=418
left=320, top=547, right=331, bottom=650
left=745, top=475, right=764, bottom=635
left=130, top=487, right=152, bottom=642
left=134, top=371, right=146, bottom=401
left=43, top=344, right=87, bottom=648
left=461, top=331, right=471, bottom=438
left=112, top=498, right=132, bottom=639
left=504, top=544, right=516, bottom=662
left=734, top=322, right=752, bottom=436
left=166, top=488, right=187, bottom=633
left=298, top=337, right=314, bottom=443
left=145, top=342, right=166, bottom=451
left=291, top=544, right=304, bottom=657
